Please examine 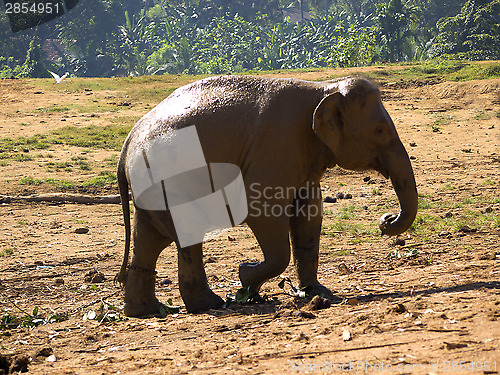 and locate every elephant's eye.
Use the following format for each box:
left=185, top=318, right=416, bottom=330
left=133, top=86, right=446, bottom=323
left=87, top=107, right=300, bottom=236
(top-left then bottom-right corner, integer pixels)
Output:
left=375, top=126, right=384, bottom=135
